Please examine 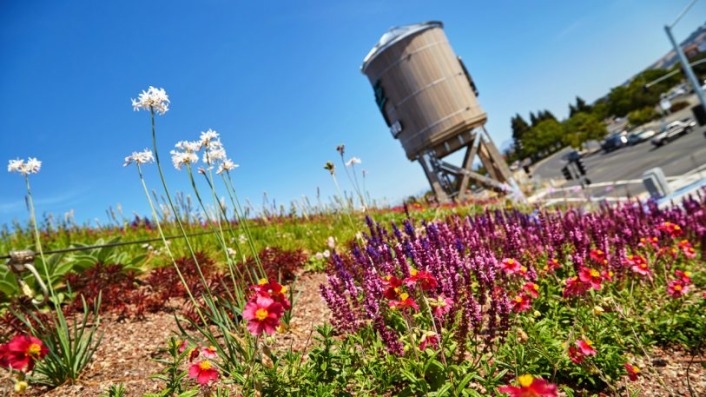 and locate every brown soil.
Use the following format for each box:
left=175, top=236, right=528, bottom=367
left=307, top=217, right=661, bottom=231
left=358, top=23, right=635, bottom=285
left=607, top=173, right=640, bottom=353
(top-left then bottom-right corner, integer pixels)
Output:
left=13, top=271, right=706, bottom=397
